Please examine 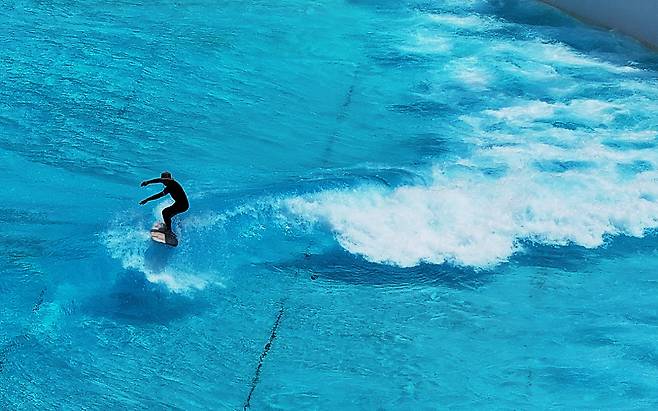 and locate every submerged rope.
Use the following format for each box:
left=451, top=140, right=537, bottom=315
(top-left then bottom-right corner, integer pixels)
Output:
left=243, top=304, right=285, bottom=410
